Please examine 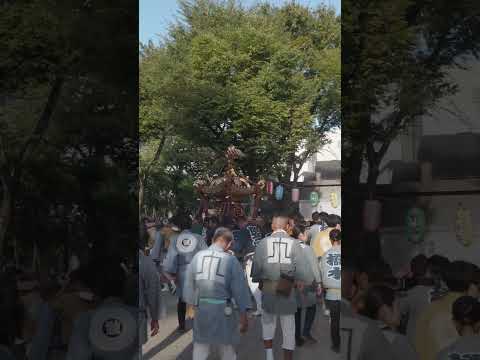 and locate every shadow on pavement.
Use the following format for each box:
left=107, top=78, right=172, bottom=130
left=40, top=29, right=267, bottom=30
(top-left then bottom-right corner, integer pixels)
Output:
left=175, top=342, right=194, bottom=360
left=143, top=329, right=187, bottom=360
